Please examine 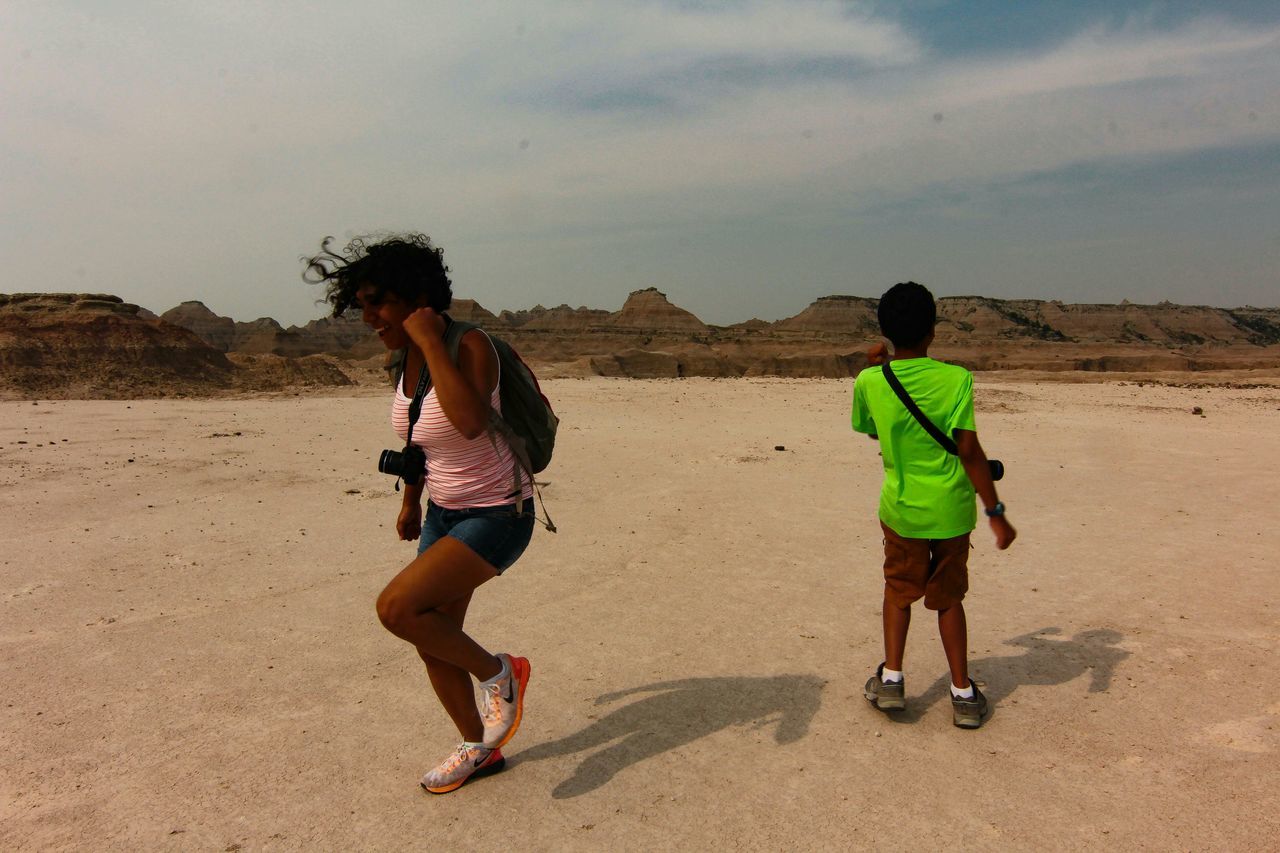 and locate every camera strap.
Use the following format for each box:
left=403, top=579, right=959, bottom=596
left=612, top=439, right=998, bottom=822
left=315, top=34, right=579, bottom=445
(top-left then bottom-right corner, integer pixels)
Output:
left=405, top=355, right=432, bottom=438
left=880, top=362, right=959, bottom=455
left=393, top=354, right=433, bottom=493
